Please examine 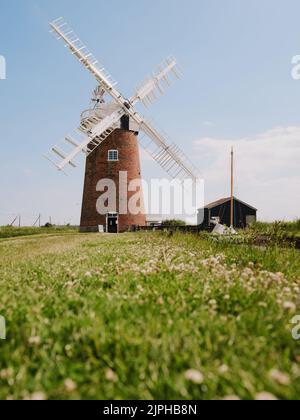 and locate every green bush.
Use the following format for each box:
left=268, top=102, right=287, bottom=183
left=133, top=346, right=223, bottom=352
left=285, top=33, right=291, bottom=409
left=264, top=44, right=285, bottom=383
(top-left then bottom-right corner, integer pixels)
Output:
left=162, top=219, right=186, bottom=227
